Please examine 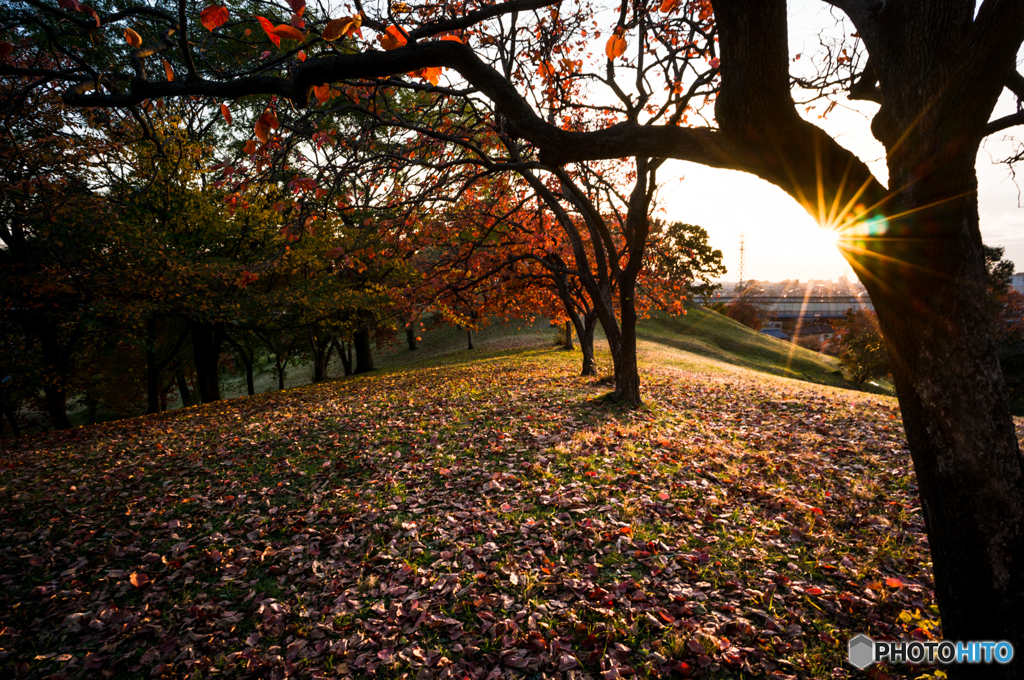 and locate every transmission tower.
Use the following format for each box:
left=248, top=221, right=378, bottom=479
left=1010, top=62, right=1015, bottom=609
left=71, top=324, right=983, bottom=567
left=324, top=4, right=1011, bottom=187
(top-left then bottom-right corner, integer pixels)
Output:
left=737, top=228, right=746, bottom=291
